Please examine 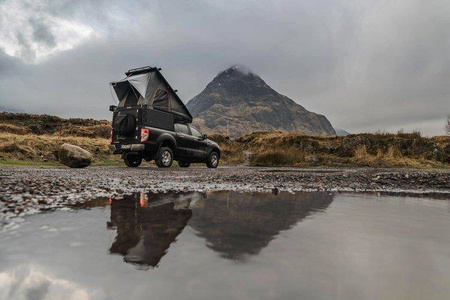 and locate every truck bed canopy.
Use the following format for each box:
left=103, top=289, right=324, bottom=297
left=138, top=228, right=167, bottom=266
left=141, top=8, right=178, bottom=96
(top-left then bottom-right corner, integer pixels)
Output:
left=111, top=67, right=193, bottom=123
